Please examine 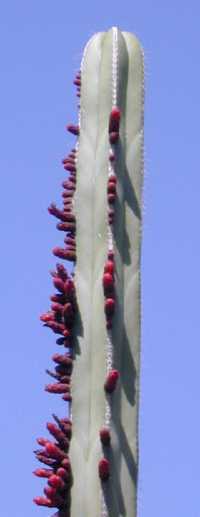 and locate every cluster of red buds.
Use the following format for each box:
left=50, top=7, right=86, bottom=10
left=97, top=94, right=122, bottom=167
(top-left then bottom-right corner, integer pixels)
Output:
left=33, top=414, right=72, bottom=515
left=48, top=73, right=82, bottom=264
left=107, top=109, right=120, bottom=220
left=103, top=251, right=116, bottom=330
left=73, top=70, right=81, bottom=98
left=34, top=71, right=82, bottom=515
left=98, top=107, right=121, bottom=482
left=49, top=144, right=77, bottom=263
left=109, top=105, right=121, bottom=144
left=40, top=263, right=76, bottom=347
